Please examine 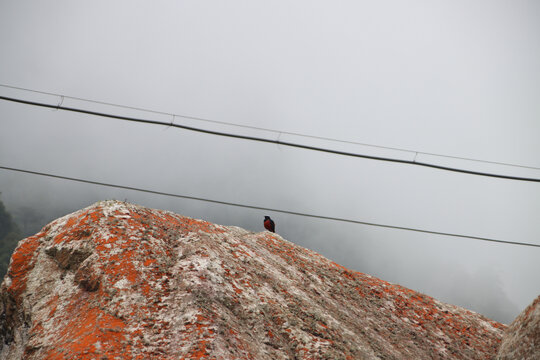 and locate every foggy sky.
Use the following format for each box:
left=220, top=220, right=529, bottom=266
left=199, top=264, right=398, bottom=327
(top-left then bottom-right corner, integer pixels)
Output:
left=1, top=0, right=539, bottom=324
